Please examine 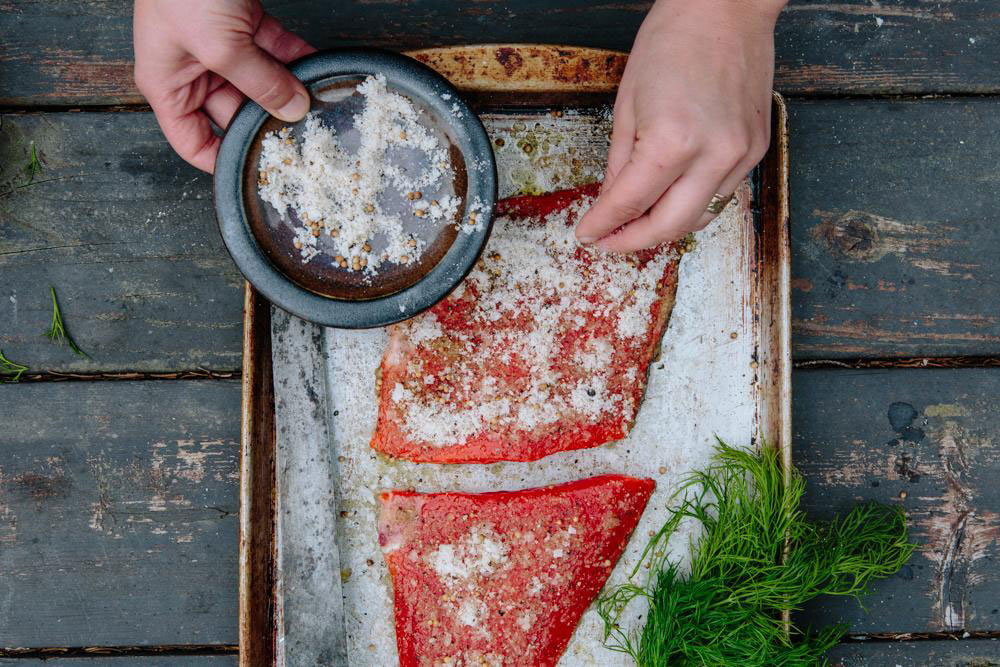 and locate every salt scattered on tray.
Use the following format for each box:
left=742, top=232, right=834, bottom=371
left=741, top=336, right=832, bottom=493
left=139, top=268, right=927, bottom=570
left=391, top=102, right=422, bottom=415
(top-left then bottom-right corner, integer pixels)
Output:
left=257, top=74, right=473, bottom=275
